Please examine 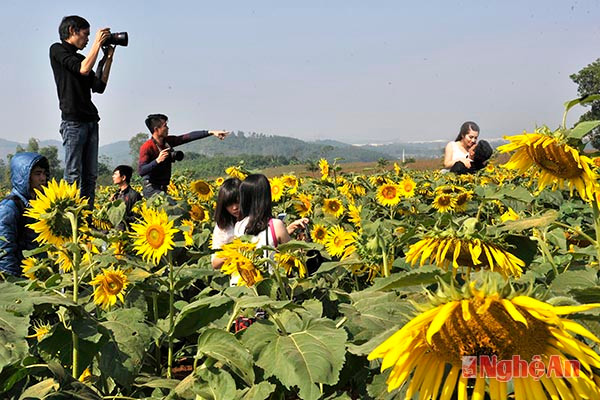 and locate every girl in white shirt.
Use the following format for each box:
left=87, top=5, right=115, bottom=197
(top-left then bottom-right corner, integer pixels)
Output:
left=443, top=121, right=480, bottom=169
left=211, top=178, right=242, bottom=269
left=234, top=174, right=308, bottom=249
